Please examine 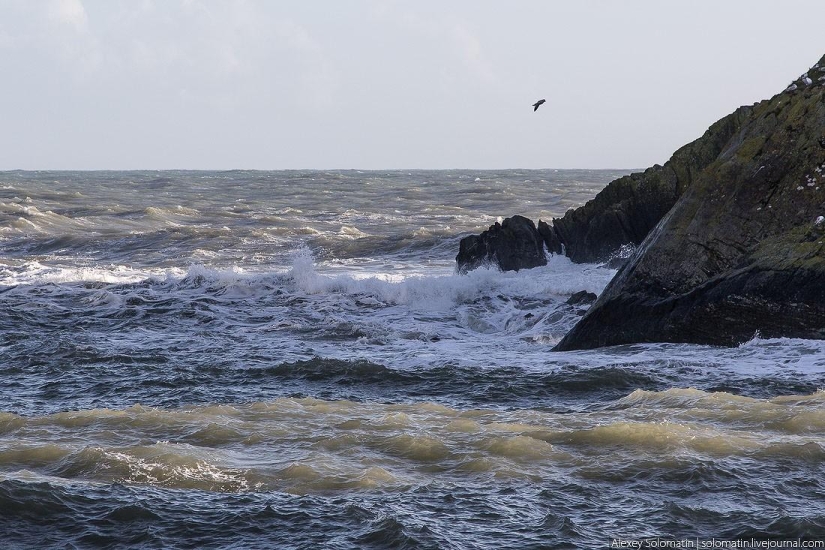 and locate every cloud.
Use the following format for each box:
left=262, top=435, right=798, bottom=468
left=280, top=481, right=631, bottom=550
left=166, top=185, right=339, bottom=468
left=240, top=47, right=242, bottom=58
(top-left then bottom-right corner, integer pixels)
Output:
left=271, top=18, right=340, bottom=109
left=43, top=0, right=102, bottom=76
left=370, top=3, right=501, bottom=90
left=48, top=0, right=88, bottom=32
left=451, top=23, right=496, bottom=84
